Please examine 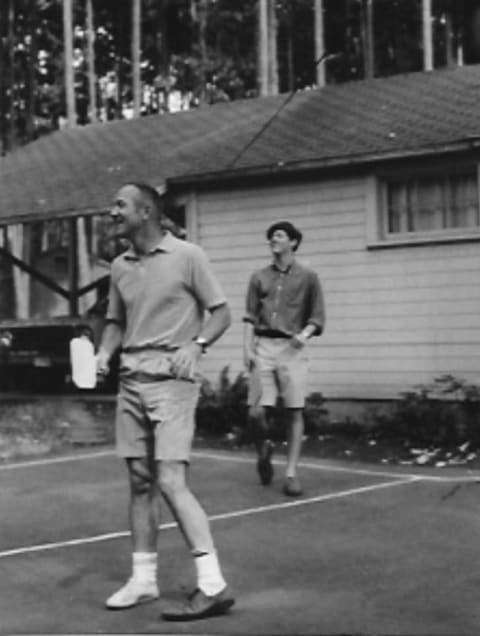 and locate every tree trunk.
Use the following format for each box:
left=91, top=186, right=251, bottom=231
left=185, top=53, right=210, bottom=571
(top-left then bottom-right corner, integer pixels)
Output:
left=7, top=0, right=15, bottom=148
left=267, top=0, right=278, bottom=94
left=286, top=0, right=294, bottom=92
left=198, top=0, right=209, bottom=104
left=114, top=7, right=123, bottom=120
left=258, top=0, right=269, bottom=96
left=86, top=0, right=96, bottom=123
left=361, top=0, right=374, bottom=79
left=63, top=0, right=76, bottom=127
left=132, top=0, right=142, bottom=117
left=25, top=0, right=38, bottom=142
left=156, top=0, right=169, bottom=112
left=314, top=0, right=325, bottom=87
left=0, top=1, right=7, bottom=155
left=422, top=0, right=433, bottom=70
left=444, top=11, right=454, bottom=68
